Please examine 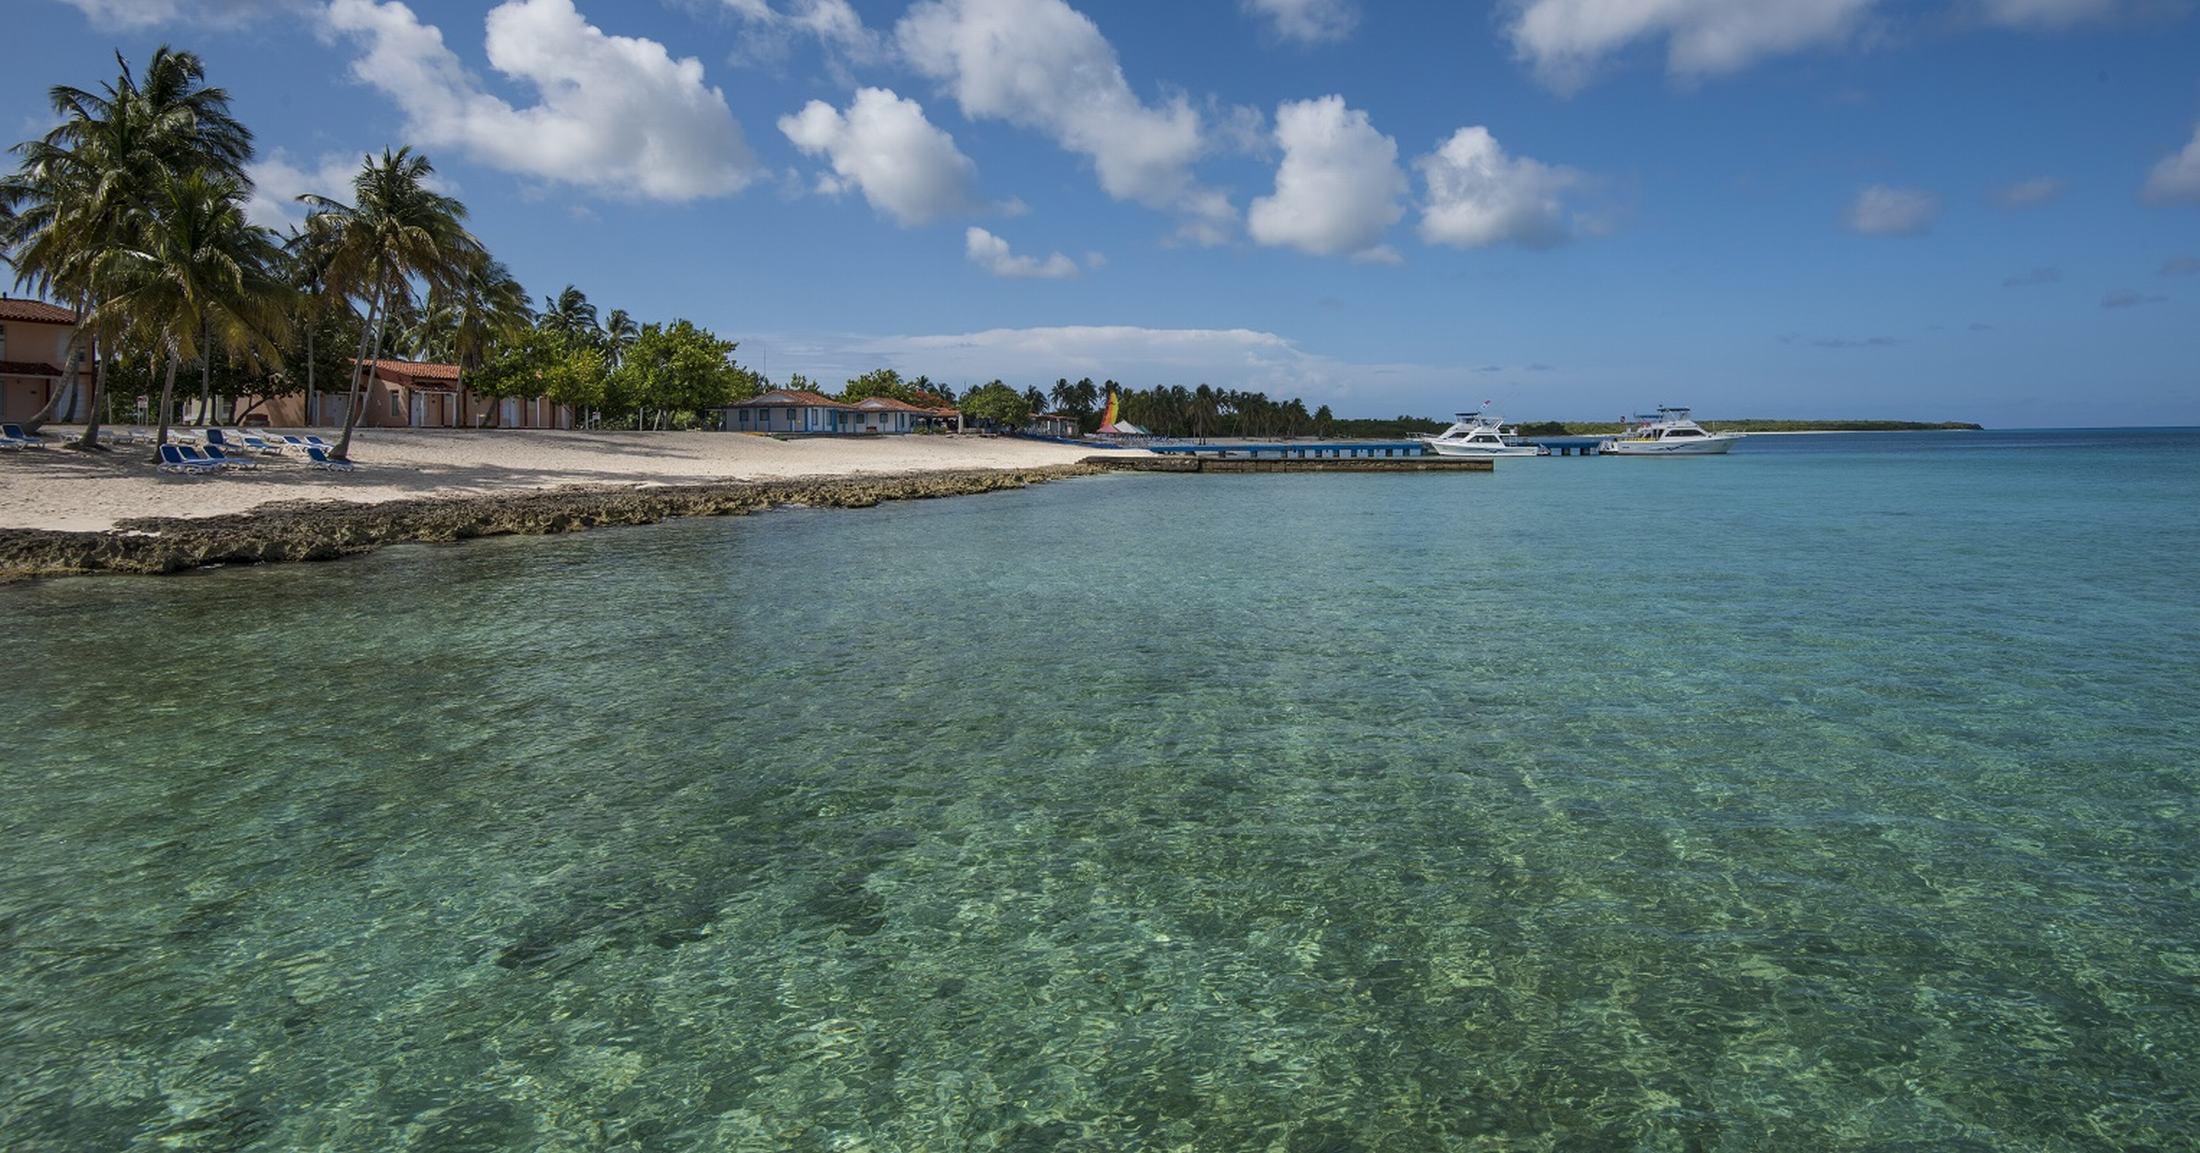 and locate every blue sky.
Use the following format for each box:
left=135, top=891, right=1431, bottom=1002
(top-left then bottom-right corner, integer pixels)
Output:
left=12, top=0, right=2200, bottom=425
